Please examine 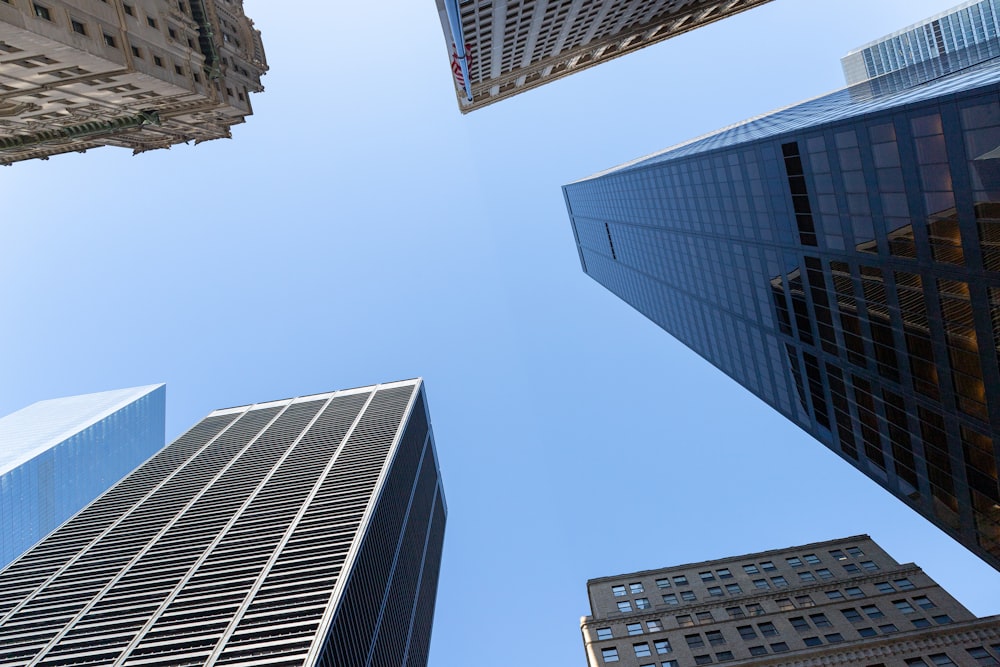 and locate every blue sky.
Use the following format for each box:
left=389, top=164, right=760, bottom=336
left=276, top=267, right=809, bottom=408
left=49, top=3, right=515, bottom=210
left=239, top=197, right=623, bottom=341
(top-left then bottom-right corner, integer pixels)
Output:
left=1, top=1, right=998, bottom=665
